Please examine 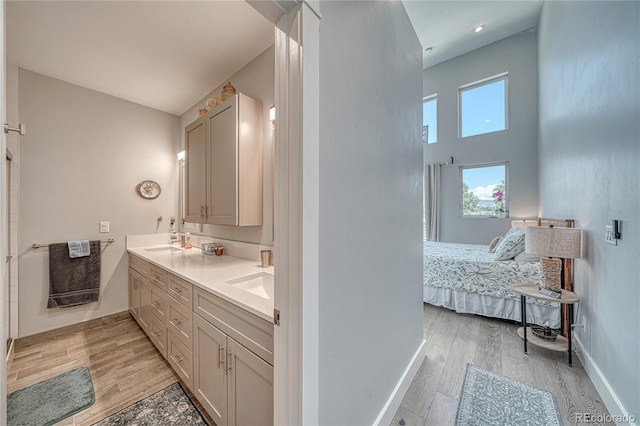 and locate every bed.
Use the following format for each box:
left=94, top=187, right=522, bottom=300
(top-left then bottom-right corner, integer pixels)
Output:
left=423, top=219, right=573, bottom=328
